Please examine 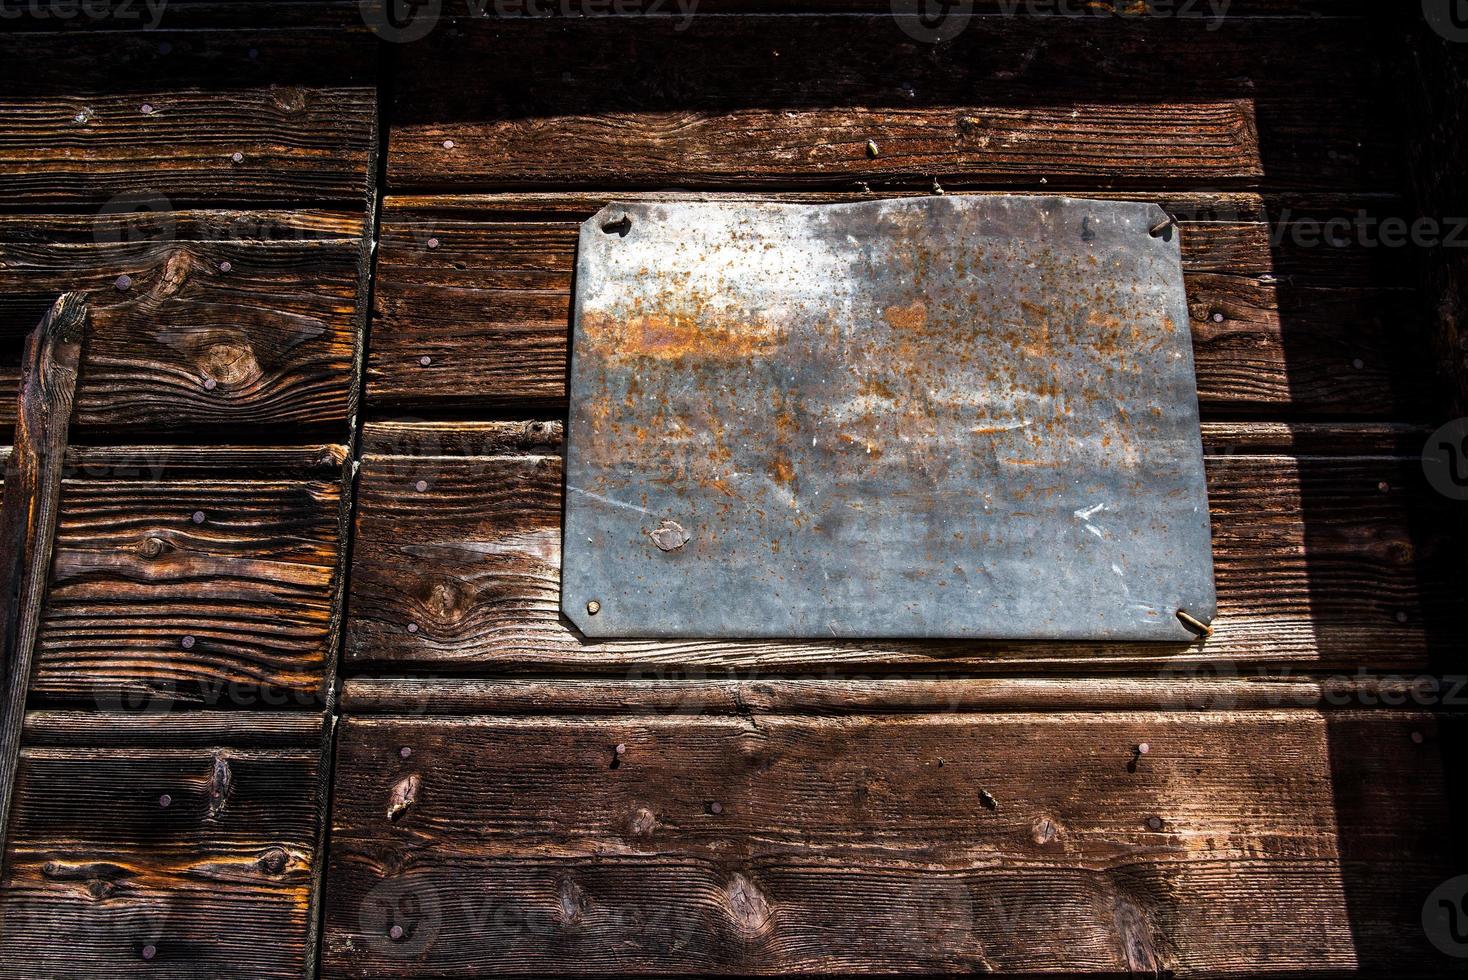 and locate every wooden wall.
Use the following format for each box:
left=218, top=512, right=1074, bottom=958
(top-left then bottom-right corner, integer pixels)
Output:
left=1, top=1, right=1465, bottom=977
left=0, top=3, right=374, bottom=976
